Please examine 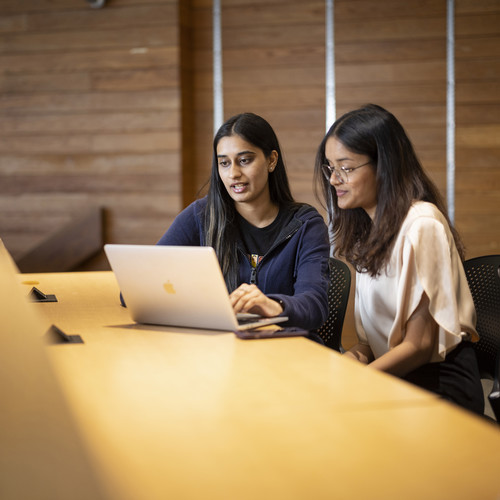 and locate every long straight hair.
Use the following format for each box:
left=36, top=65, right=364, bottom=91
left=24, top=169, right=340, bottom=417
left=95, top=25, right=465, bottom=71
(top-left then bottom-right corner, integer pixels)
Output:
left=205, top=112, right=296, bottom=290
left=314, top=104, right=464, bottom=276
